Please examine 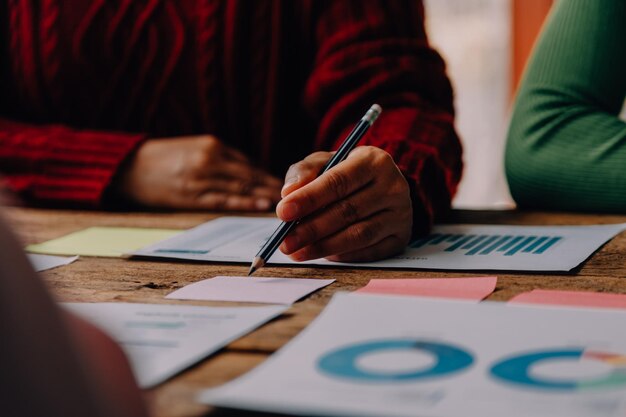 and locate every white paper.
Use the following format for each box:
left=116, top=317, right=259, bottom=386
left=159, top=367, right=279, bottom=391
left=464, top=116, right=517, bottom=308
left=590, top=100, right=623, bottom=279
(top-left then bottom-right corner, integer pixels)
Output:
left=201, top=293, right=626, bottom=417
left=64, top=302, right=287, bottom=387
left=27, top=254, right=78, bottom=272
left=166, top=276, right=335, bottom=305
left=133, top=216, right=626, bottom=271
